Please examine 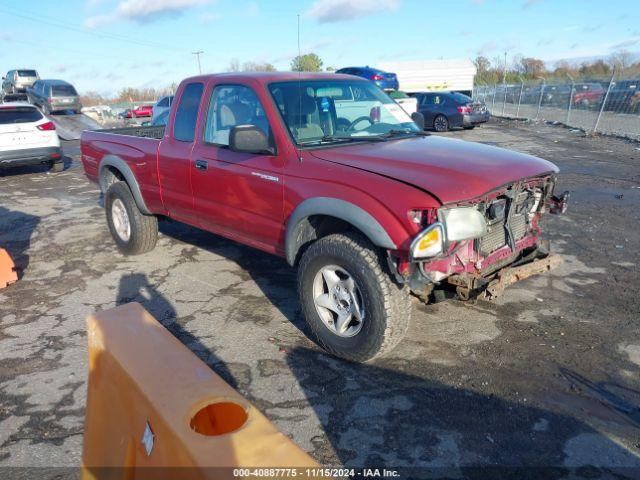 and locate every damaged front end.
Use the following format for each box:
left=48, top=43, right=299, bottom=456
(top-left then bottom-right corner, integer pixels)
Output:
left=401, top=176, right=568, bottom=303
